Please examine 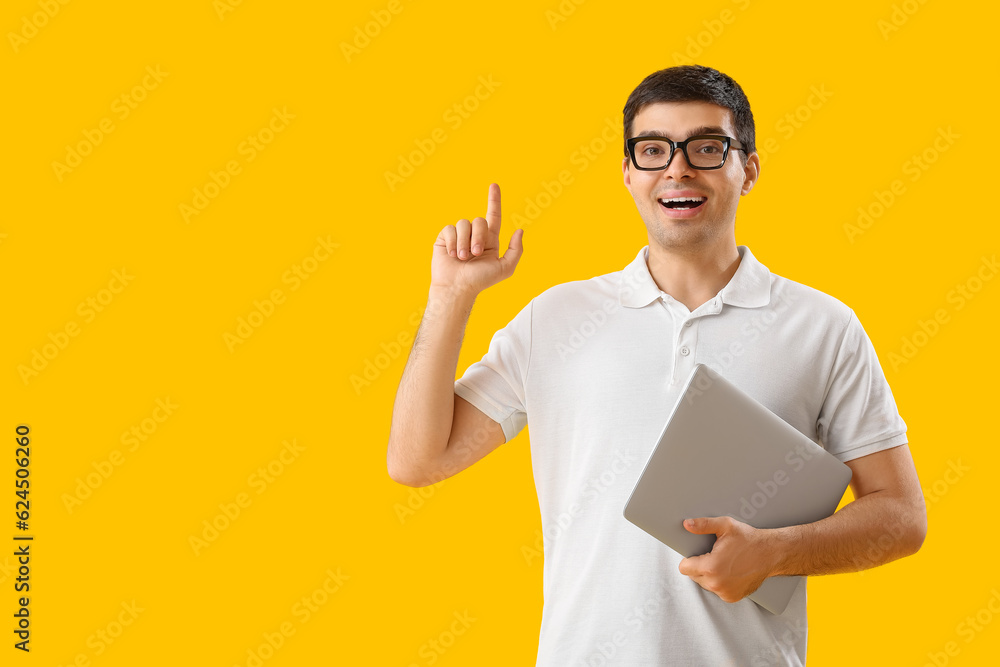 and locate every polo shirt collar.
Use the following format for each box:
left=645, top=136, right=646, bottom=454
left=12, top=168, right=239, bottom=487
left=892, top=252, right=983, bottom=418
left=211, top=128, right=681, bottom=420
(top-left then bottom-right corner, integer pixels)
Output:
left=618, top=245, right=771, bottom=309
